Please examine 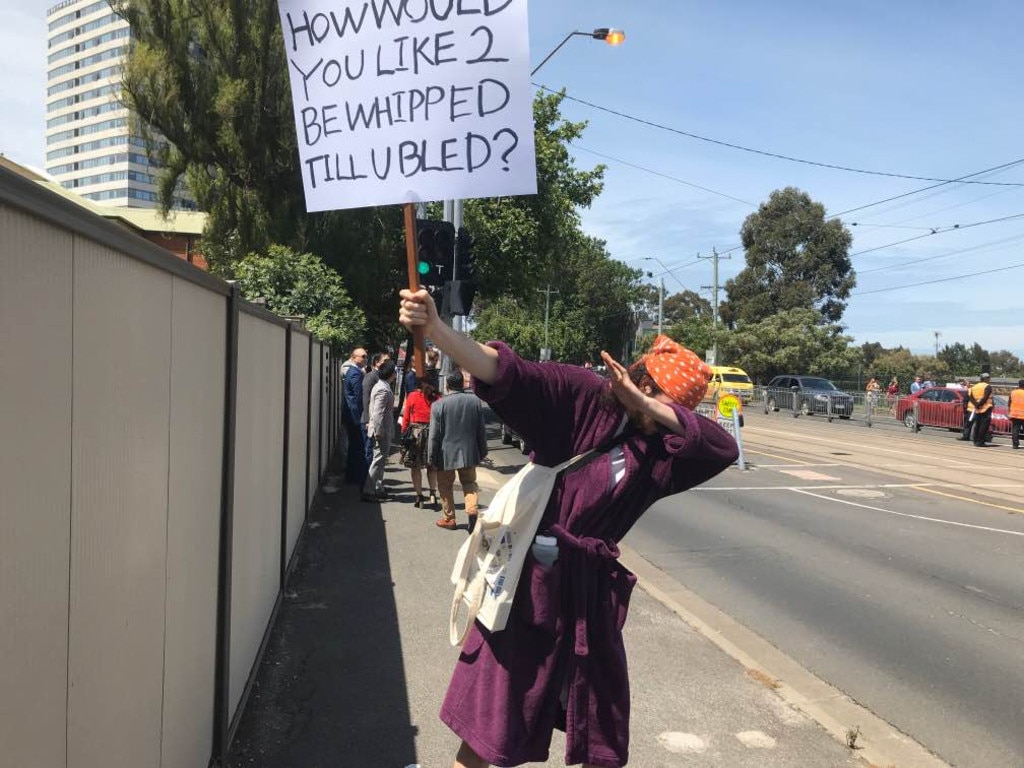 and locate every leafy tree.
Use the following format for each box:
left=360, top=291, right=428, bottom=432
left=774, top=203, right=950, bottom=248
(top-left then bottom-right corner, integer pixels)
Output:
left=459, top=92, right=606, bottom=305
left=472, top=236, right=646, bottom=363
left=116, top=0, right=304, bottom=260
left=722, top=187, right=855, bottom=326
left=663, top=290, right=713, bottom=325
left=938, top=342, right=972, bottom=375
left=989, top=350, right=1023, bottom=377
left=719, top=308, right=858, bottom=383
left=859, top=341, right=886, bottom=370
left=230, top=246, right=366, bottom=349
left=666, top=316, right=715, bottom=360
